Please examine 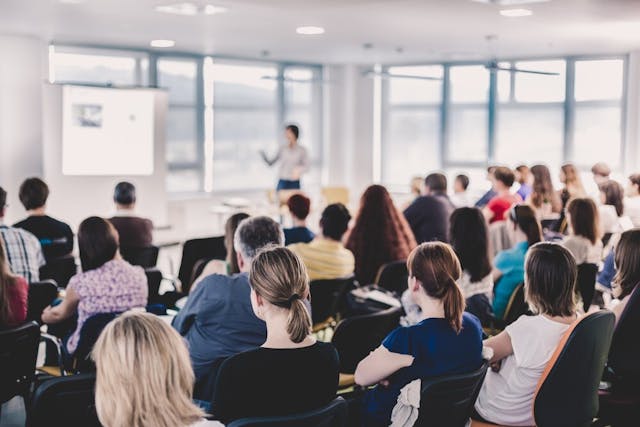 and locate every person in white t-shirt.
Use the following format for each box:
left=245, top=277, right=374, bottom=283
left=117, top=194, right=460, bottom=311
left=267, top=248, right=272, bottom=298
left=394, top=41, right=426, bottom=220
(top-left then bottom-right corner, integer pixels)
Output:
left=624, top=174, right=640, bottom=228
left=473, top=243, right=578, bottom=426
